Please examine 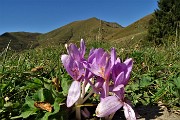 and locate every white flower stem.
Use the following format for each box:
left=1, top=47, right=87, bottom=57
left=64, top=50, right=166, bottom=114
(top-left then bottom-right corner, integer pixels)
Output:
left=75, top=98, right=82, bottom=120
left=76, top=106, right=81, bottom=120
left=81, top=81, right=86, bottom=98
left=82, top=89, right=94, bottom=103
left=109, top=112, right=115, bottom=120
